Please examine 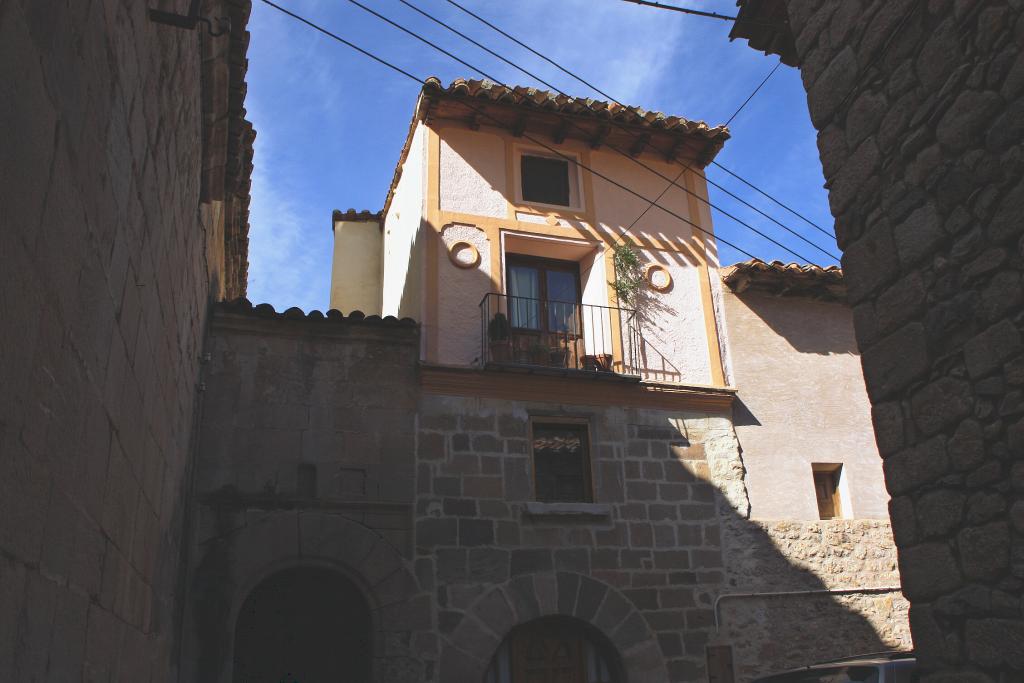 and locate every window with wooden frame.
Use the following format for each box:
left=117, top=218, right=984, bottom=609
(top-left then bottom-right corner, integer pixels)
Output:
left=812, top=463, right=844, bottom=520
left=531, top=420, right=592, bottom=503
left=518, top=151, right=581, bottom=209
